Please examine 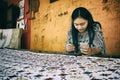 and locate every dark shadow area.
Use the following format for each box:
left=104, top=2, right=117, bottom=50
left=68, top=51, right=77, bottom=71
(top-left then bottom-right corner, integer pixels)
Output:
left=0, top=0, right=20, bottom=29
left=0, top=0, right=7, bottom=29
